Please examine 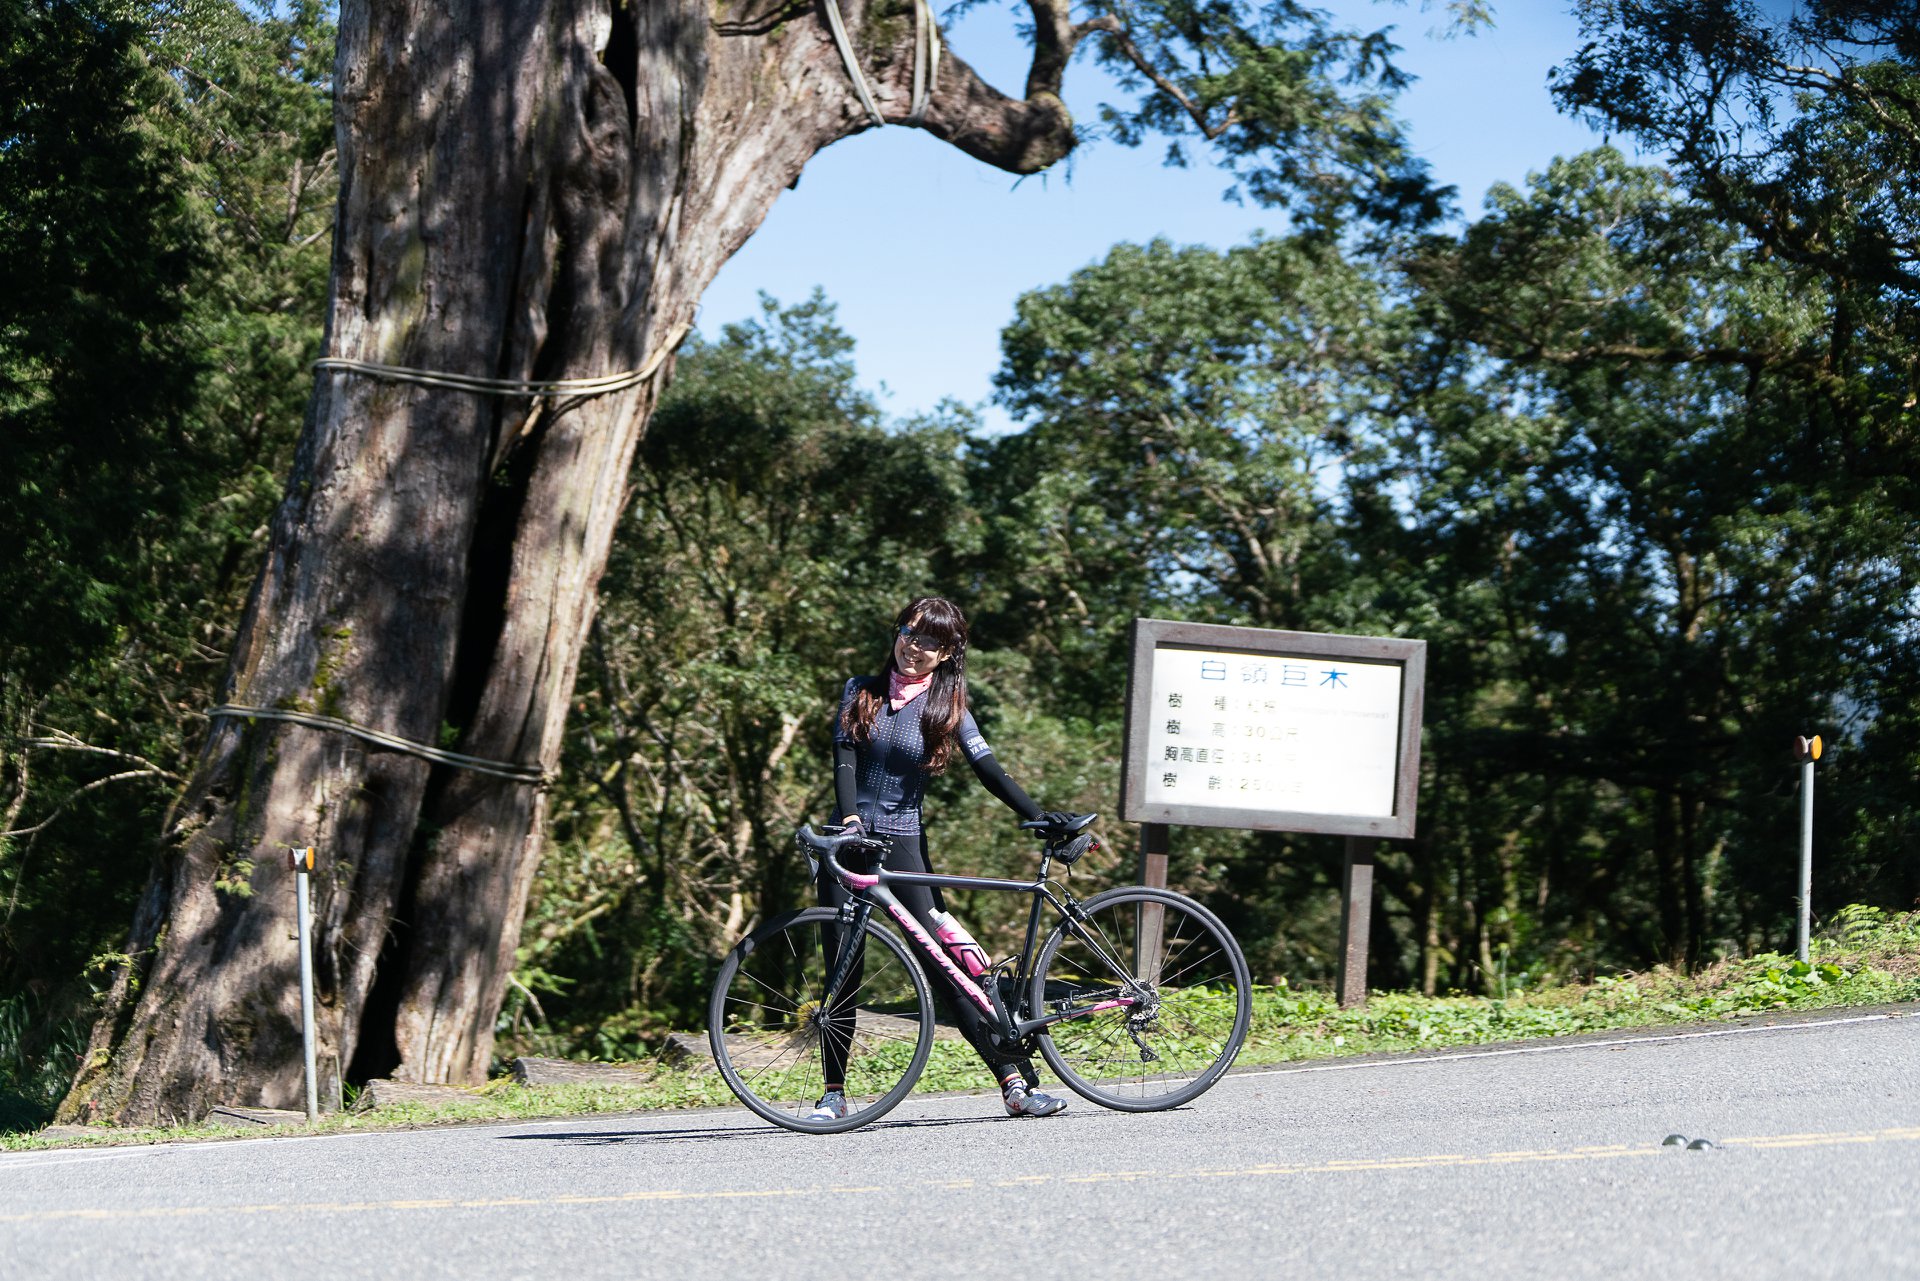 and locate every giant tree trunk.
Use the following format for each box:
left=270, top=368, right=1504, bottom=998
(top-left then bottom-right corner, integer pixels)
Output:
left=64, top=0, right=1080, bottom=1124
